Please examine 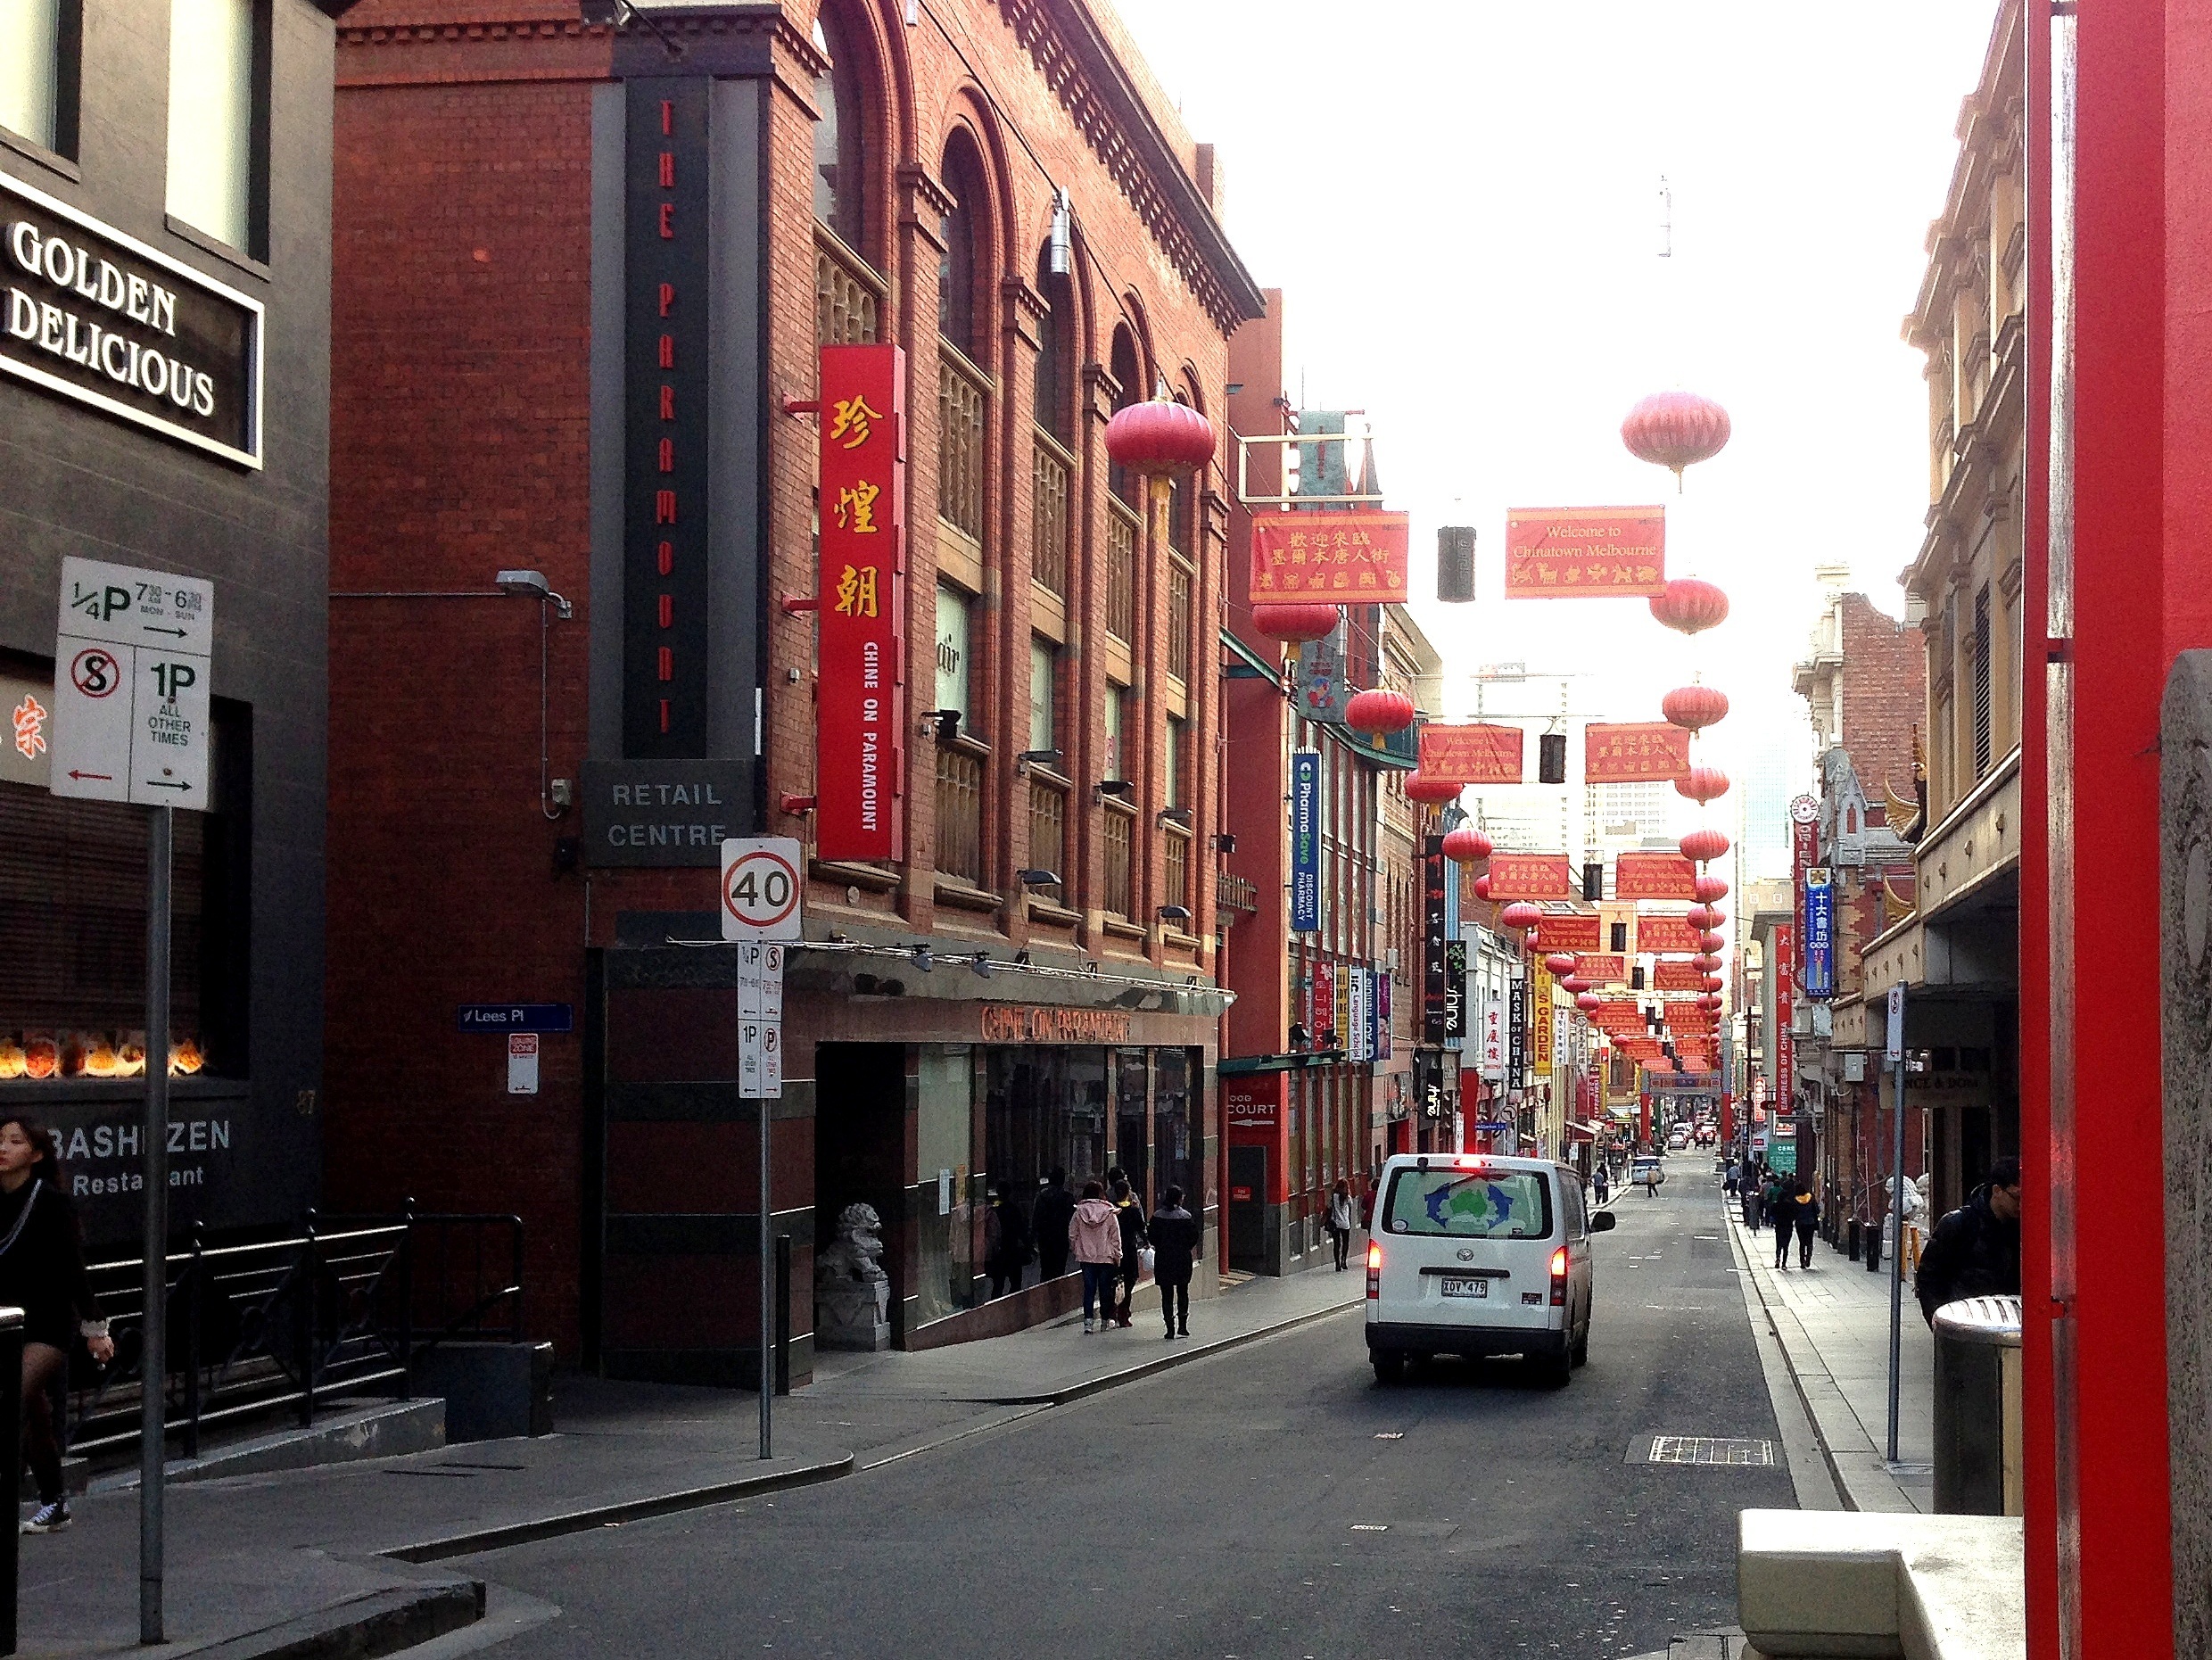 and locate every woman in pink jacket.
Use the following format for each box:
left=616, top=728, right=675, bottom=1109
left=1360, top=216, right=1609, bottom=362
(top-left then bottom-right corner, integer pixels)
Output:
left=1069, top=1181, right=1124, bottom=1334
